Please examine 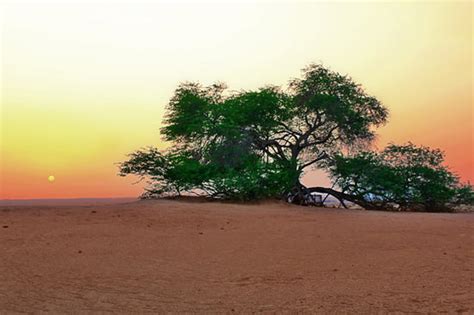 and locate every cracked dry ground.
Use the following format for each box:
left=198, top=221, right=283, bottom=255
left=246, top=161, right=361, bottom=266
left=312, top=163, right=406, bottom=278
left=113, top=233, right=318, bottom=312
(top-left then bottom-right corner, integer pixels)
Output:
left=1, top=200, right=473, bottom=313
